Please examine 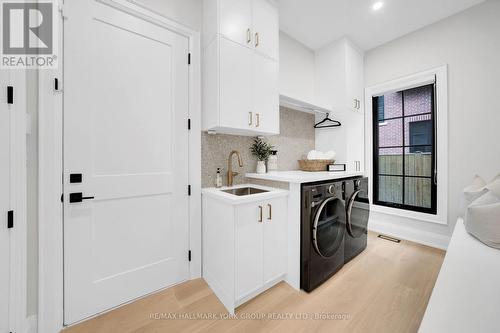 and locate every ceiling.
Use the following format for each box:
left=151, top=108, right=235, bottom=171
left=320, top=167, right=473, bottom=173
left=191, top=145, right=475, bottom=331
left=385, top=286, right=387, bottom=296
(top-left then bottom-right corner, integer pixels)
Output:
left=278, top=0, right=486, bottom=51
